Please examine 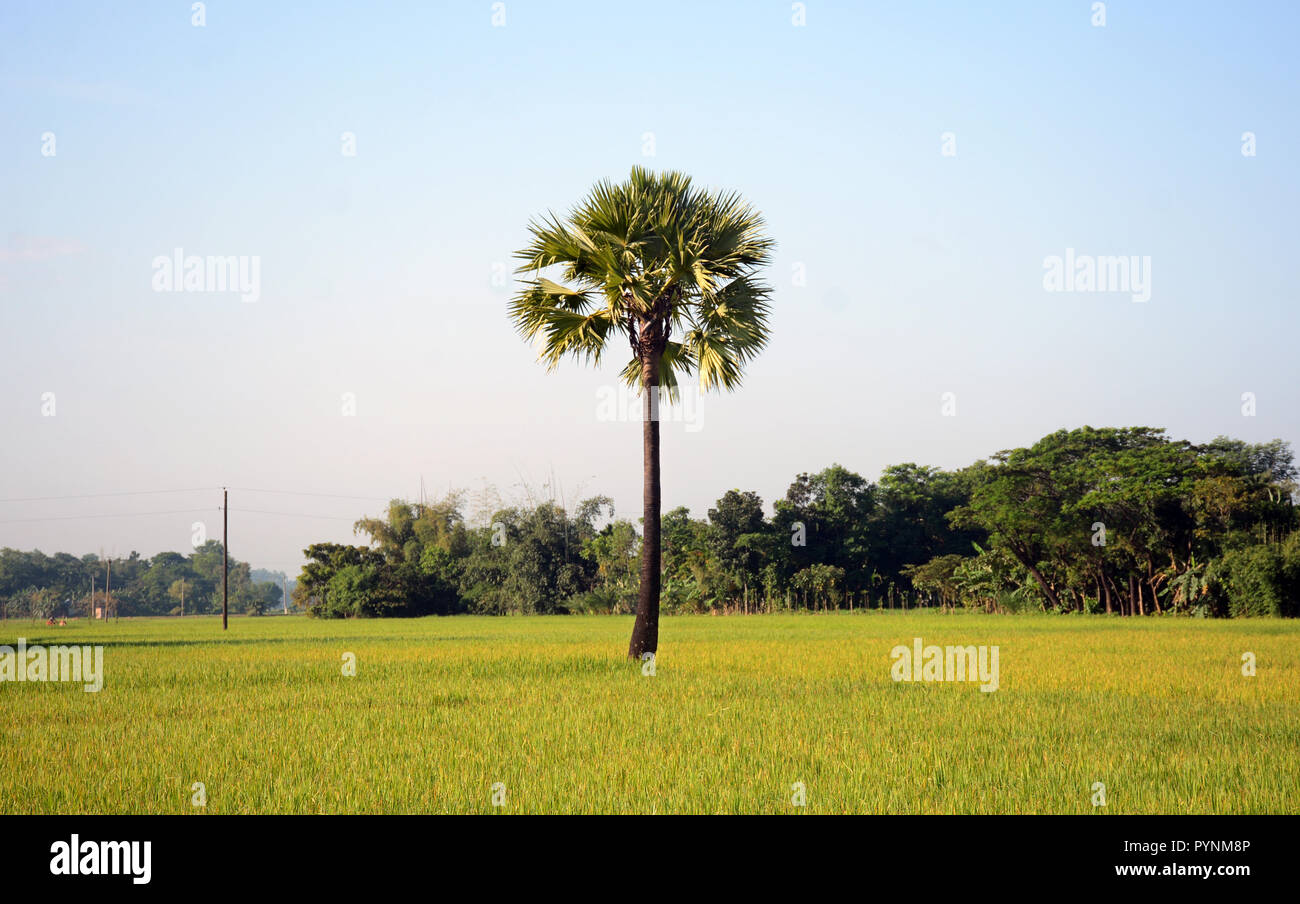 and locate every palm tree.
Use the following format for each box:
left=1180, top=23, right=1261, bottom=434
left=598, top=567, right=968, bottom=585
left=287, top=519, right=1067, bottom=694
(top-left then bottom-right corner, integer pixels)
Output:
left=509, top=166, right=774, bottom=659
